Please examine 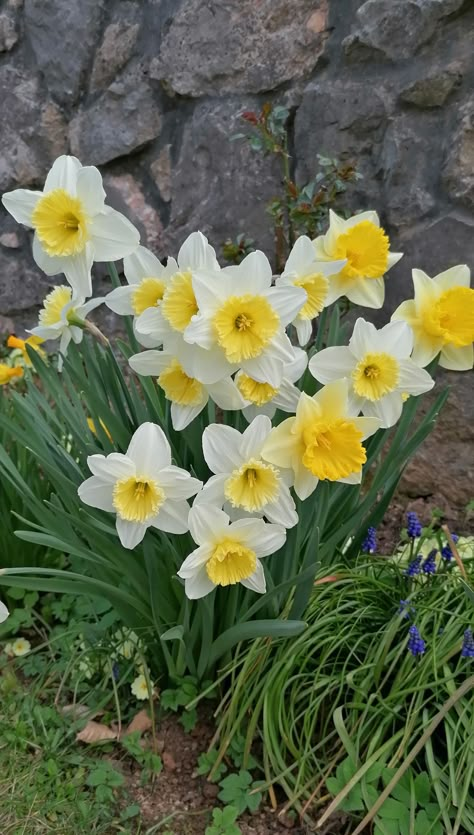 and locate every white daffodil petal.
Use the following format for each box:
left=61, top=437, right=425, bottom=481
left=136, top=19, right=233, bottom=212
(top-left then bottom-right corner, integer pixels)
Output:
left=32, top=233, right=64, bottom=275
left=349, top=318, right=378, bottom=359
left=0, top=600, right=9, bottom=623
left=439, top=343, right=474, bottom=371
left=241, top=561, right=266, bottom=594
left=151, top=499, right=190, bottom=534
left=177, top=341, right=236, bottom=385
left=410, top=334, right=442, bottom=368
left=397, top=360, right=434, bottom=394
left=76, top=166, right=106, bottom=216
left=375, top=320, right=413, bottom=358
left=183, top=566, right=216, bottom=599
left=178, top=545, right=213, bottom=576
left=178, top=230, right=219, bottom=272
left=90, top=207, right=139, bottom=261
left=64, top=248, right=94, bottom=298
left=363, top=393, right=403, bottom=429
left=157, top=467, right=202, bottom=500
left=105, top=285, right=136, bottom=315
left=207, top=378, right=246, bottom=411
left=353, top=415, right=382, bottom=440
left=262, top=418, right=298, bottom=469
left=433, top=264, right=470, bottom=291
left=79, top=297, right=105, bottom=317
left=230, top=518, right=286, bottom=557
left=116, top=518, right=148, bottom=549
left=295, top=318, right=312, bottom=346
left=202, top=424, right=243, bottom=473
left=242, top=353, right=284, bottom=388
left=272, top=380, right=301, bottom=413
left=309, top=346, right=355, bottom=384
left=232, top=250, right=273, bottom=293
left=171, top=401, right=207, bottom=431
left=293, top=460, right=318, bottom=500
left=264, top=485, right=298, bottom=529
left=126, top=423, right=171, bottom=472
left=239, top=415, right=272, bottom=460
left=345, top=278, right=385, bottom=309
left=184, top=315, right=215, bottom=349
left=283, top=235, right=316, bottom=273
left=129, top=350, right=170, bottom=376
left=87, top=453, right=135, bottom=482
left=193, top=474, right=227, bottom=508
left=2, top=189, right=41, bottom=226
left=188, top=504, right=230, bottom=546
left=124, top=245, right=166, bottom=285
left=44, top=155, right=81, bottom=193
left=78, top=477, right=115, bottom=511
left=267, top=285, right=307, bottom=326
